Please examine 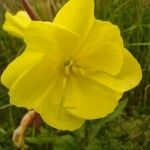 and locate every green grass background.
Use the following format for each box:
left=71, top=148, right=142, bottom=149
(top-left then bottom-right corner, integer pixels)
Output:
left=0, top=0, right=150, bottom=149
